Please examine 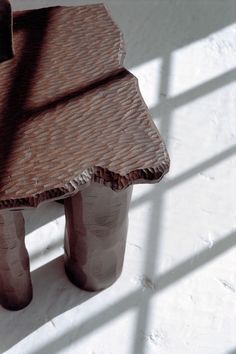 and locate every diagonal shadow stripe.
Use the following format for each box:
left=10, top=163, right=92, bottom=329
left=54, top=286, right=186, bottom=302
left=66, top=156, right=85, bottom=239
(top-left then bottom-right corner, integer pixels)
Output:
left=131, top=144, right=236, bottom=210
left=151, top=67, right=236, bottom=118
left=18, top=67, right=236, bottom=138
left=132, top=53, right=172, bottom=354
left=23, top=69, right=128, bottom=119
left=0, top=3, right=234, bottom=354
left=28, top=229, right=236, bottom=354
